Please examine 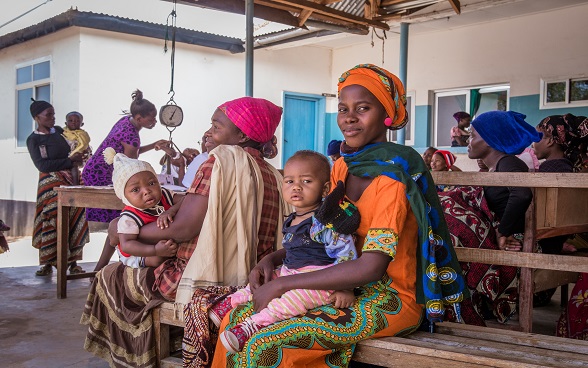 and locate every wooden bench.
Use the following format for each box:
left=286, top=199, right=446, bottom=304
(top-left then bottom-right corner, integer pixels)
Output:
left=353, top=322, right=588, bottom=367
left=155, top=172, right=588, bottom=367
left=432, top=172, right=588, bottom=332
